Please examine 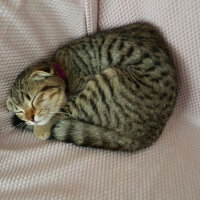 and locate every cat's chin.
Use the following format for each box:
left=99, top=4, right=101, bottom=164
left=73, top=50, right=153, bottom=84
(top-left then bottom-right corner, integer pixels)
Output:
left=35, top=119, right=50, bottom=125
left=25, top=118, right=50, bottom=126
